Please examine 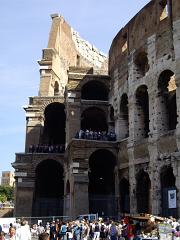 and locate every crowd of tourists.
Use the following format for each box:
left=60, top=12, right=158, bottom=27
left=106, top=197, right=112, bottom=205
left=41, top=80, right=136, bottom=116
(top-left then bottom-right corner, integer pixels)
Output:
left=75, top=130, right=117, bottom=142
left=28, top=144, right=65, bottom=154
left=1, top=215, right=180, bottom=240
